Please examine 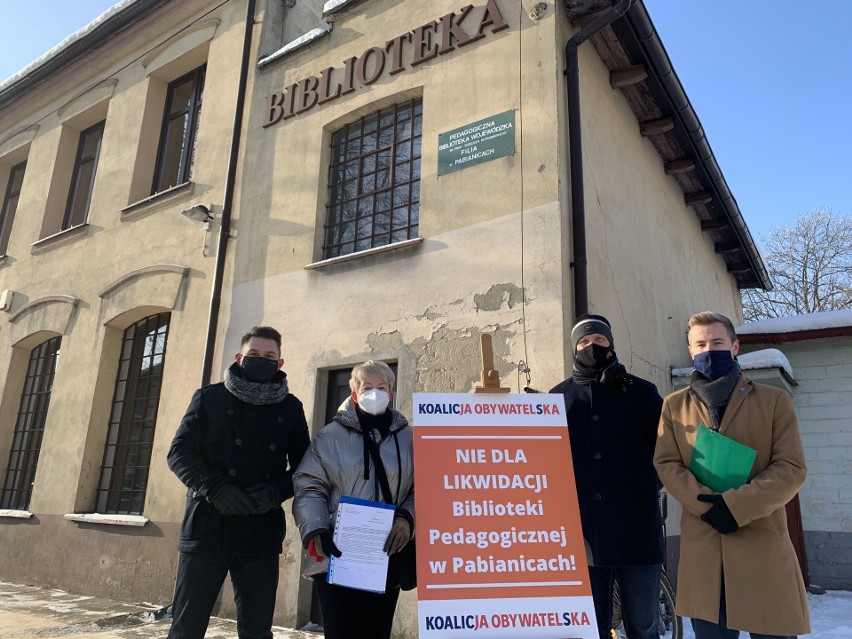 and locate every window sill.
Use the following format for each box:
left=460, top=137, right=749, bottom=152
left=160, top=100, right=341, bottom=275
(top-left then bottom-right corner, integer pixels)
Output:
left=121, top=182, right=194, bottom=220
left=31, top=224, right=90, bottom=255
left=64, top=513, right=149, bottom=527
left=304, top=237, right=423, bottom=270
left=0, top=509, right=33, bottom=519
